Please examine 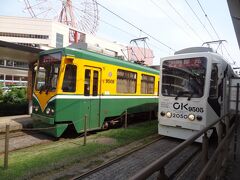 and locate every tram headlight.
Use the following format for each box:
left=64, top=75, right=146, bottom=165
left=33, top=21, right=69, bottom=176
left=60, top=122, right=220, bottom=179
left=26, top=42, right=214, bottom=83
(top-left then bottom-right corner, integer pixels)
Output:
left=188, top=114, right=195, bottom=121
left=46, top=108, right=51, bottom=115
left=34, top=106, right=39, bottom=112
left=166, top=112, right=172, bottom=118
